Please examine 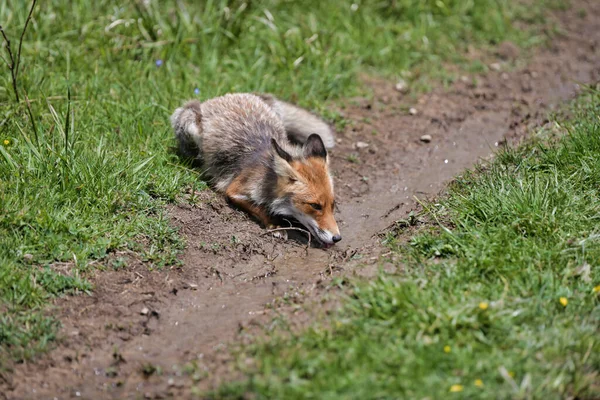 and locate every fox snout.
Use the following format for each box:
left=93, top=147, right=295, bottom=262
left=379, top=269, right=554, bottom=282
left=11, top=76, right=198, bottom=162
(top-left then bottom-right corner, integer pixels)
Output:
left=317, top=227, right=342, bottom=247
left=314, top=214, right=341, bottom=246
